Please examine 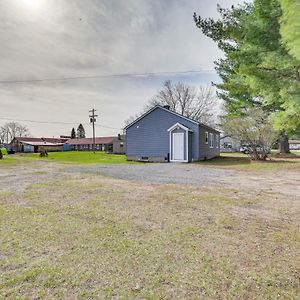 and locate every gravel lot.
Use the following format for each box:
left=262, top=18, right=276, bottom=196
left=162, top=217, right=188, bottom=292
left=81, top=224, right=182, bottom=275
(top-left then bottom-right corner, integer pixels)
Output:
left=1, top=161, right=299, bottom=198
left=71, top=163, right=237, bottom=185
left=70, top=163, right=300, bottom=198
